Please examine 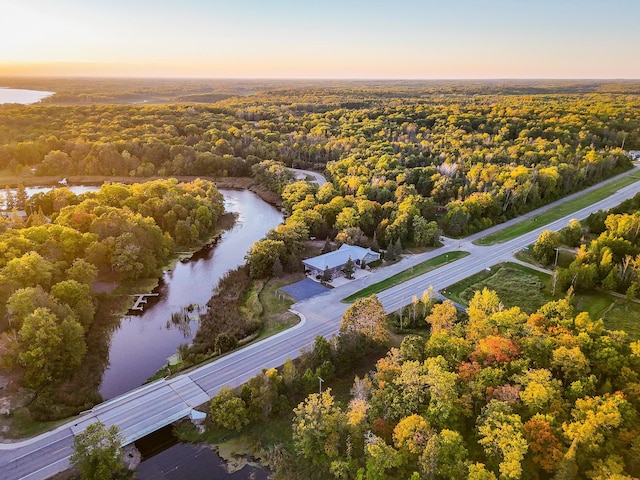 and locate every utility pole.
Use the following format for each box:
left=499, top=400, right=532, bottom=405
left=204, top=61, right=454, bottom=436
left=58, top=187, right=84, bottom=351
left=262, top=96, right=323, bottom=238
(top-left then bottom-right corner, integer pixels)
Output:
left=318, top=376, right=324, bottom=394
